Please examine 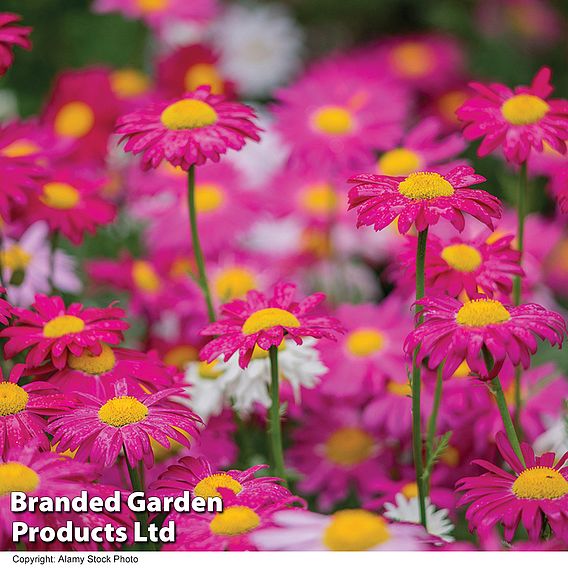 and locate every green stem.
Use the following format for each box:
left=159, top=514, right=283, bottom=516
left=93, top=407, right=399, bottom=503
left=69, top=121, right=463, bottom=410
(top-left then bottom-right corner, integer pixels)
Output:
left=124, top=452, right=155, bottom=551
left=411, top=228, right=428, bottom=529
left=187, top=165, right=216, bottom=323
left=426, top=365, right=444, bottom=463
left=512, top=162, right=527, bottom=434
left=268, top=346, right=287, bottom=485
